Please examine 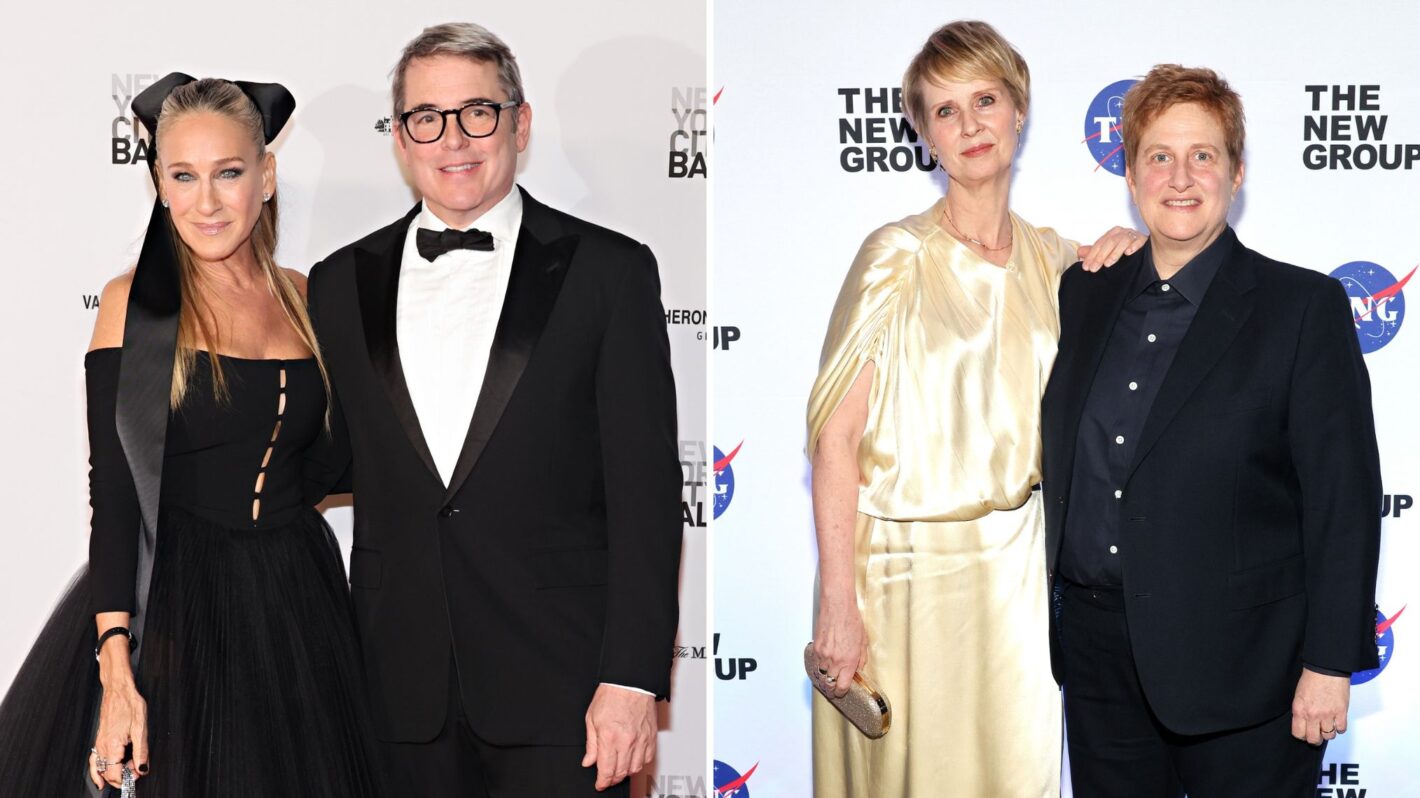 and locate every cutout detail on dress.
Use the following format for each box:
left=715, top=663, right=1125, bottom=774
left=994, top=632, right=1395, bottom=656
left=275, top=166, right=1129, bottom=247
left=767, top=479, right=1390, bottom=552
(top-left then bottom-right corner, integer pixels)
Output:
left=251, top=367, right=288, bottom=523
